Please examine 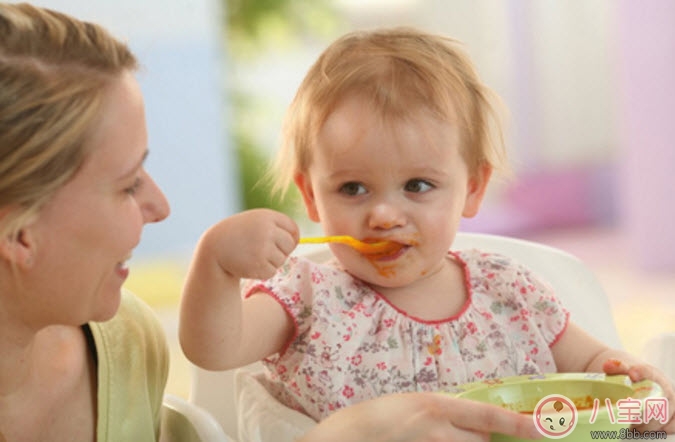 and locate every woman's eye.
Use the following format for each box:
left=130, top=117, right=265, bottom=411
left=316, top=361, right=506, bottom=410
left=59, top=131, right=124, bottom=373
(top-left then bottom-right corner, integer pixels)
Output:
left=339, top=182, right=367, bottom=196
left=404, top=179, right=433, bottom=193
left=125, top=177, right=142, bottom=195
